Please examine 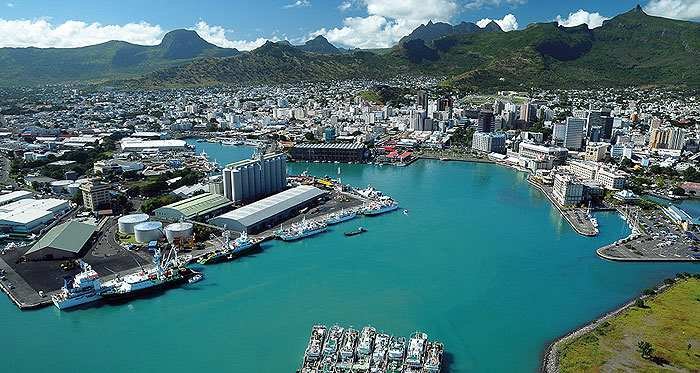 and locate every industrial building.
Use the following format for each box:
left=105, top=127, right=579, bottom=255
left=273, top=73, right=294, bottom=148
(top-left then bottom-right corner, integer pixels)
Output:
left=290, top=143, right=368, bottom=163
left=222, top=153, right=287, bottom=203
left=209, top=185, right=326, bottom=233
left=0, top=190, right=32, bottom=206
left=154, top=192, right=233, bottom=222
left=0, top=198, right=70, bottom=233
left=23, top=220, right=96, bottom=260
left=119, top=139, right=189, bottom=152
